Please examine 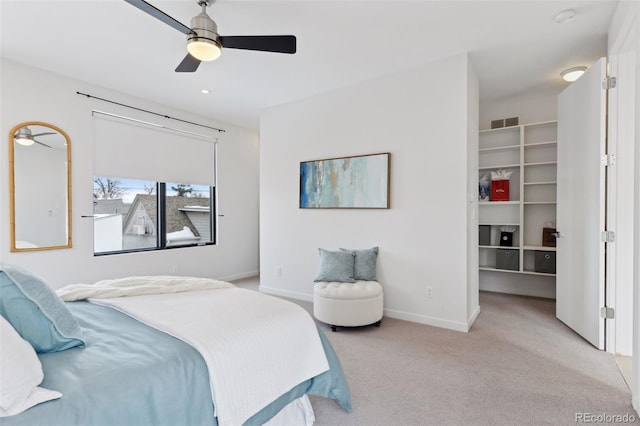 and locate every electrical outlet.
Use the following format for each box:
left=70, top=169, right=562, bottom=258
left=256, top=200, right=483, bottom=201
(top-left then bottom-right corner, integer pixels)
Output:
left=171, top=265, right=178, bottom=274
left=426, top=286, right=433, bottom=298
